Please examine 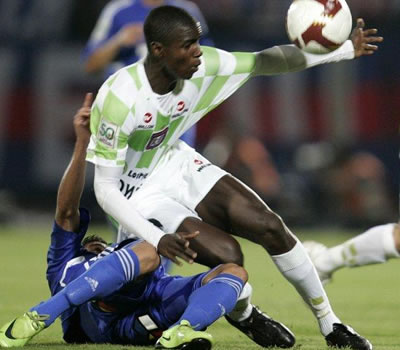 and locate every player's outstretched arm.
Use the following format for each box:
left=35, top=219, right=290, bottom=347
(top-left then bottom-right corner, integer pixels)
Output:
left=253, top=18, right=382, bottom=76
left=351, top=18, right=383, bottom=58
left=55, top=93, right=93, bottom=232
